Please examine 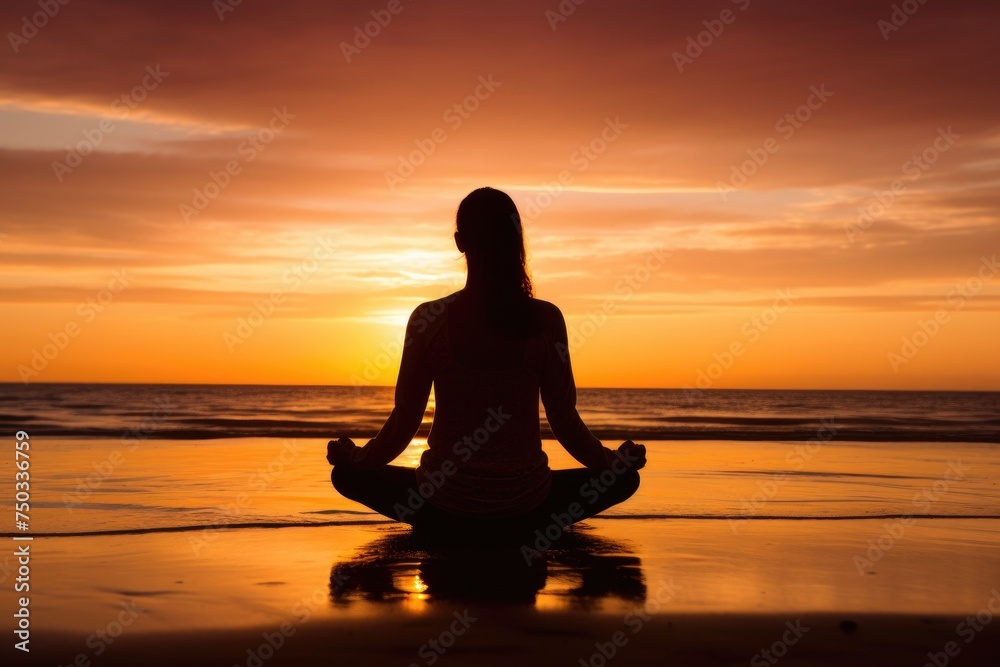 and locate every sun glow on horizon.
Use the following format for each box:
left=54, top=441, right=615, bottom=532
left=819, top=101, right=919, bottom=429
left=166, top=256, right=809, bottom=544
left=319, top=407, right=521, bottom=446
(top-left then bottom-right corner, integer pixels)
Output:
left=1, top=1, right=997, bottom=389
